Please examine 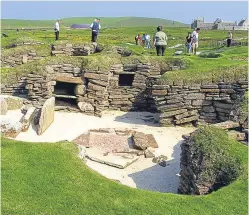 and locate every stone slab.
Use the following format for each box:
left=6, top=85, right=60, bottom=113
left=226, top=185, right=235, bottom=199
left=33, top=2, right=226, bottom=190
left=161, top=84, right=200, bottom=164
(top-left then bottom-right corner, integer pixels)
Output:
left=38, top=97, right=55, bottom=135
